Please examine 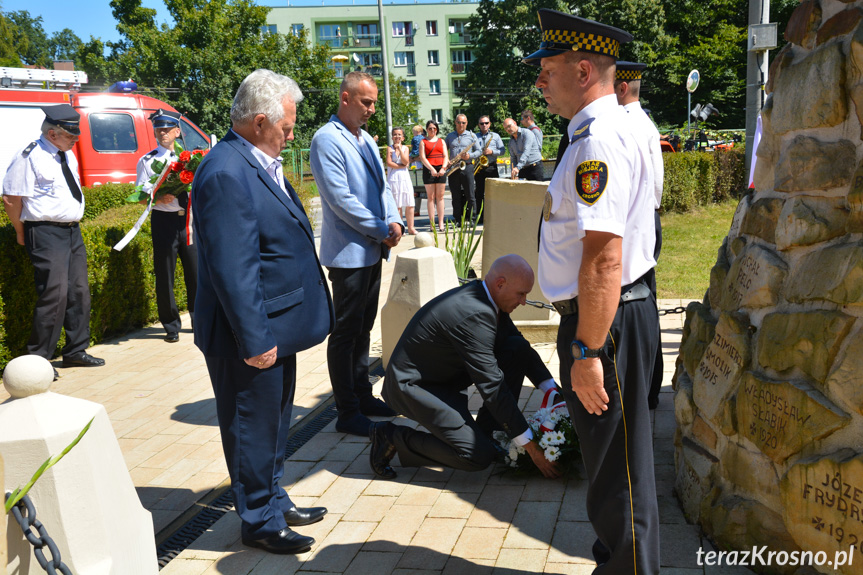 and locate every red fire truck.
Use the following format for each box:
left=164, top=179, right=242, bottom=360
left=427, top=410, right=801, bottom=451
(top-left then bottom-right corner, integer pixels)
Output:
left=0, top=67, right=213, bottom=187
